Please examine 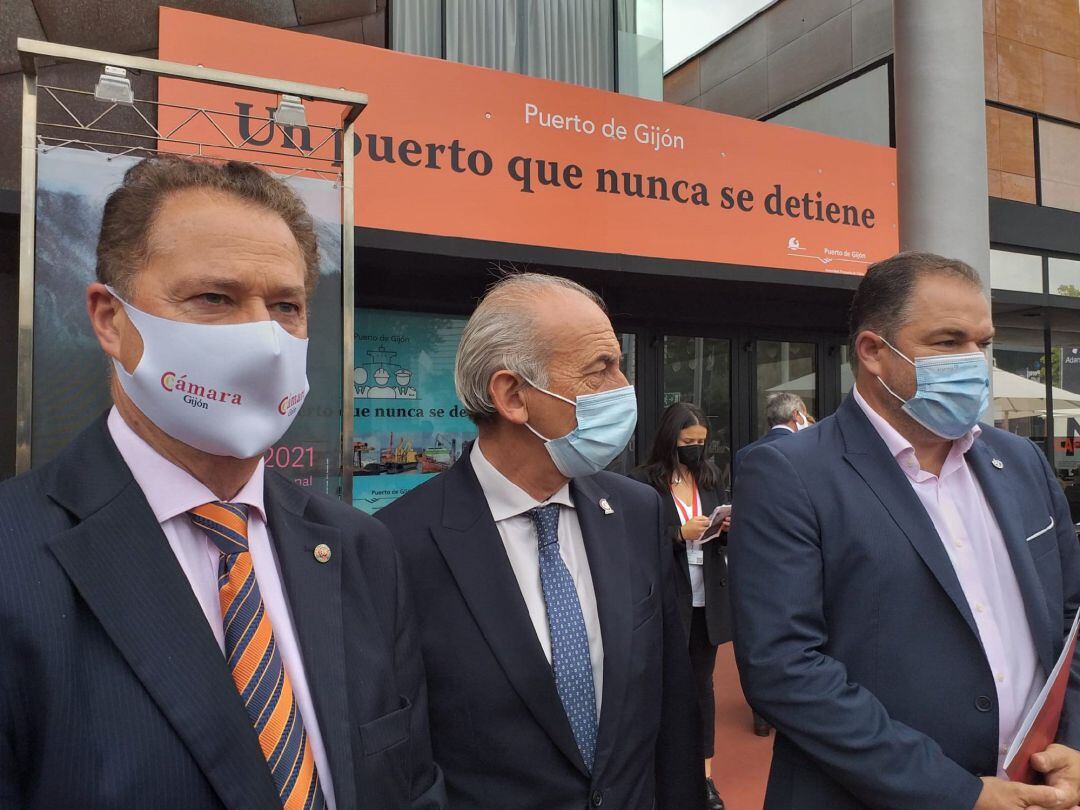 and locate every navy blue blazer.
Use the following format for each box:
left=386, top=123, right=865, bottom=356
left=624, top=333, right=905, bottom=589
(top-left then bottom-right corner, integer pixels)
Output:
left=733, top=425, right=795, bottom=480
left=376, top=447, right=705, bottom=810
left=729, top=394, right=1080, bottom=810
left=0, top=416, right=446, bottom=810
